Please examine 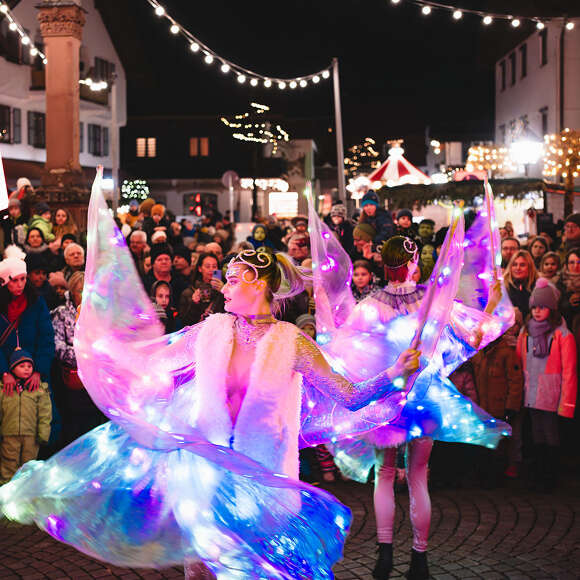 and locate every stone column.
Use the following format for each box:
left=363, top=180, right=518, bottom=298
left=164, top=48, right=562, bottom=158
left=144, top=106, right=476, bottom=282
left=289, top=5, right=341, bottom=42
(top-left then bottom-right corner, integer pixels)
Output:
left=37, top=1, right=86, bottom=189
